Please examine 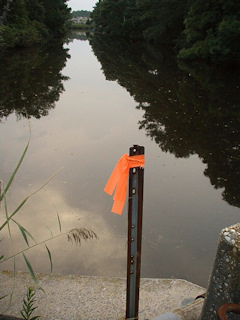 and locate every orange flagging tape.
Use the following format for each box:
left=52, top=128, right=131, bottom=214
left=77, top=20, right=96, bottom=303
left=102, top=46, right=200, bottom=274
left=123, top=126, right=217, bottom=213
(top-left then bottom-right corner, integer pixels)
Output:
left=104, top=153, right=145, bottom=215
